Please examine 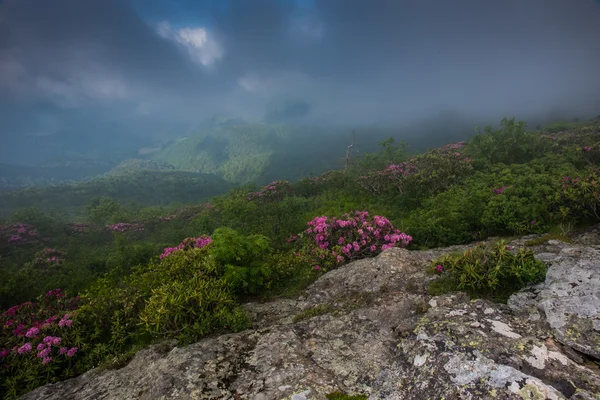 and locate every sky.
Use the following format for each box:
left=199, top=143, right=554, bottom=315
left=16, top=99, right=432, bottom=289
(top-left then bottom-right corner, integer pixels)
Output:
left=1, top=0, right=600, bottom=164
